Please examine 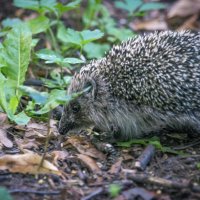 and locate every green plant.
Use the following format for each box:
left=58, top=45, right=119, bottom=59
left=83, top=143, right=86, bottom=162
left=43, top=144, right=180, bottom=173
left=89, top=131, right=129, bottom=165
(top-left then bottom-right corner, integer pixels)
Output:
left=108, top=184, right=121, bottom=198
left=115, top=0, right=166, bottom=16
left=117, top=137, right=184, bottom=155
left=0, top=23, right=32, bottom=124
left=0, top=187, right=13, bottom=200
